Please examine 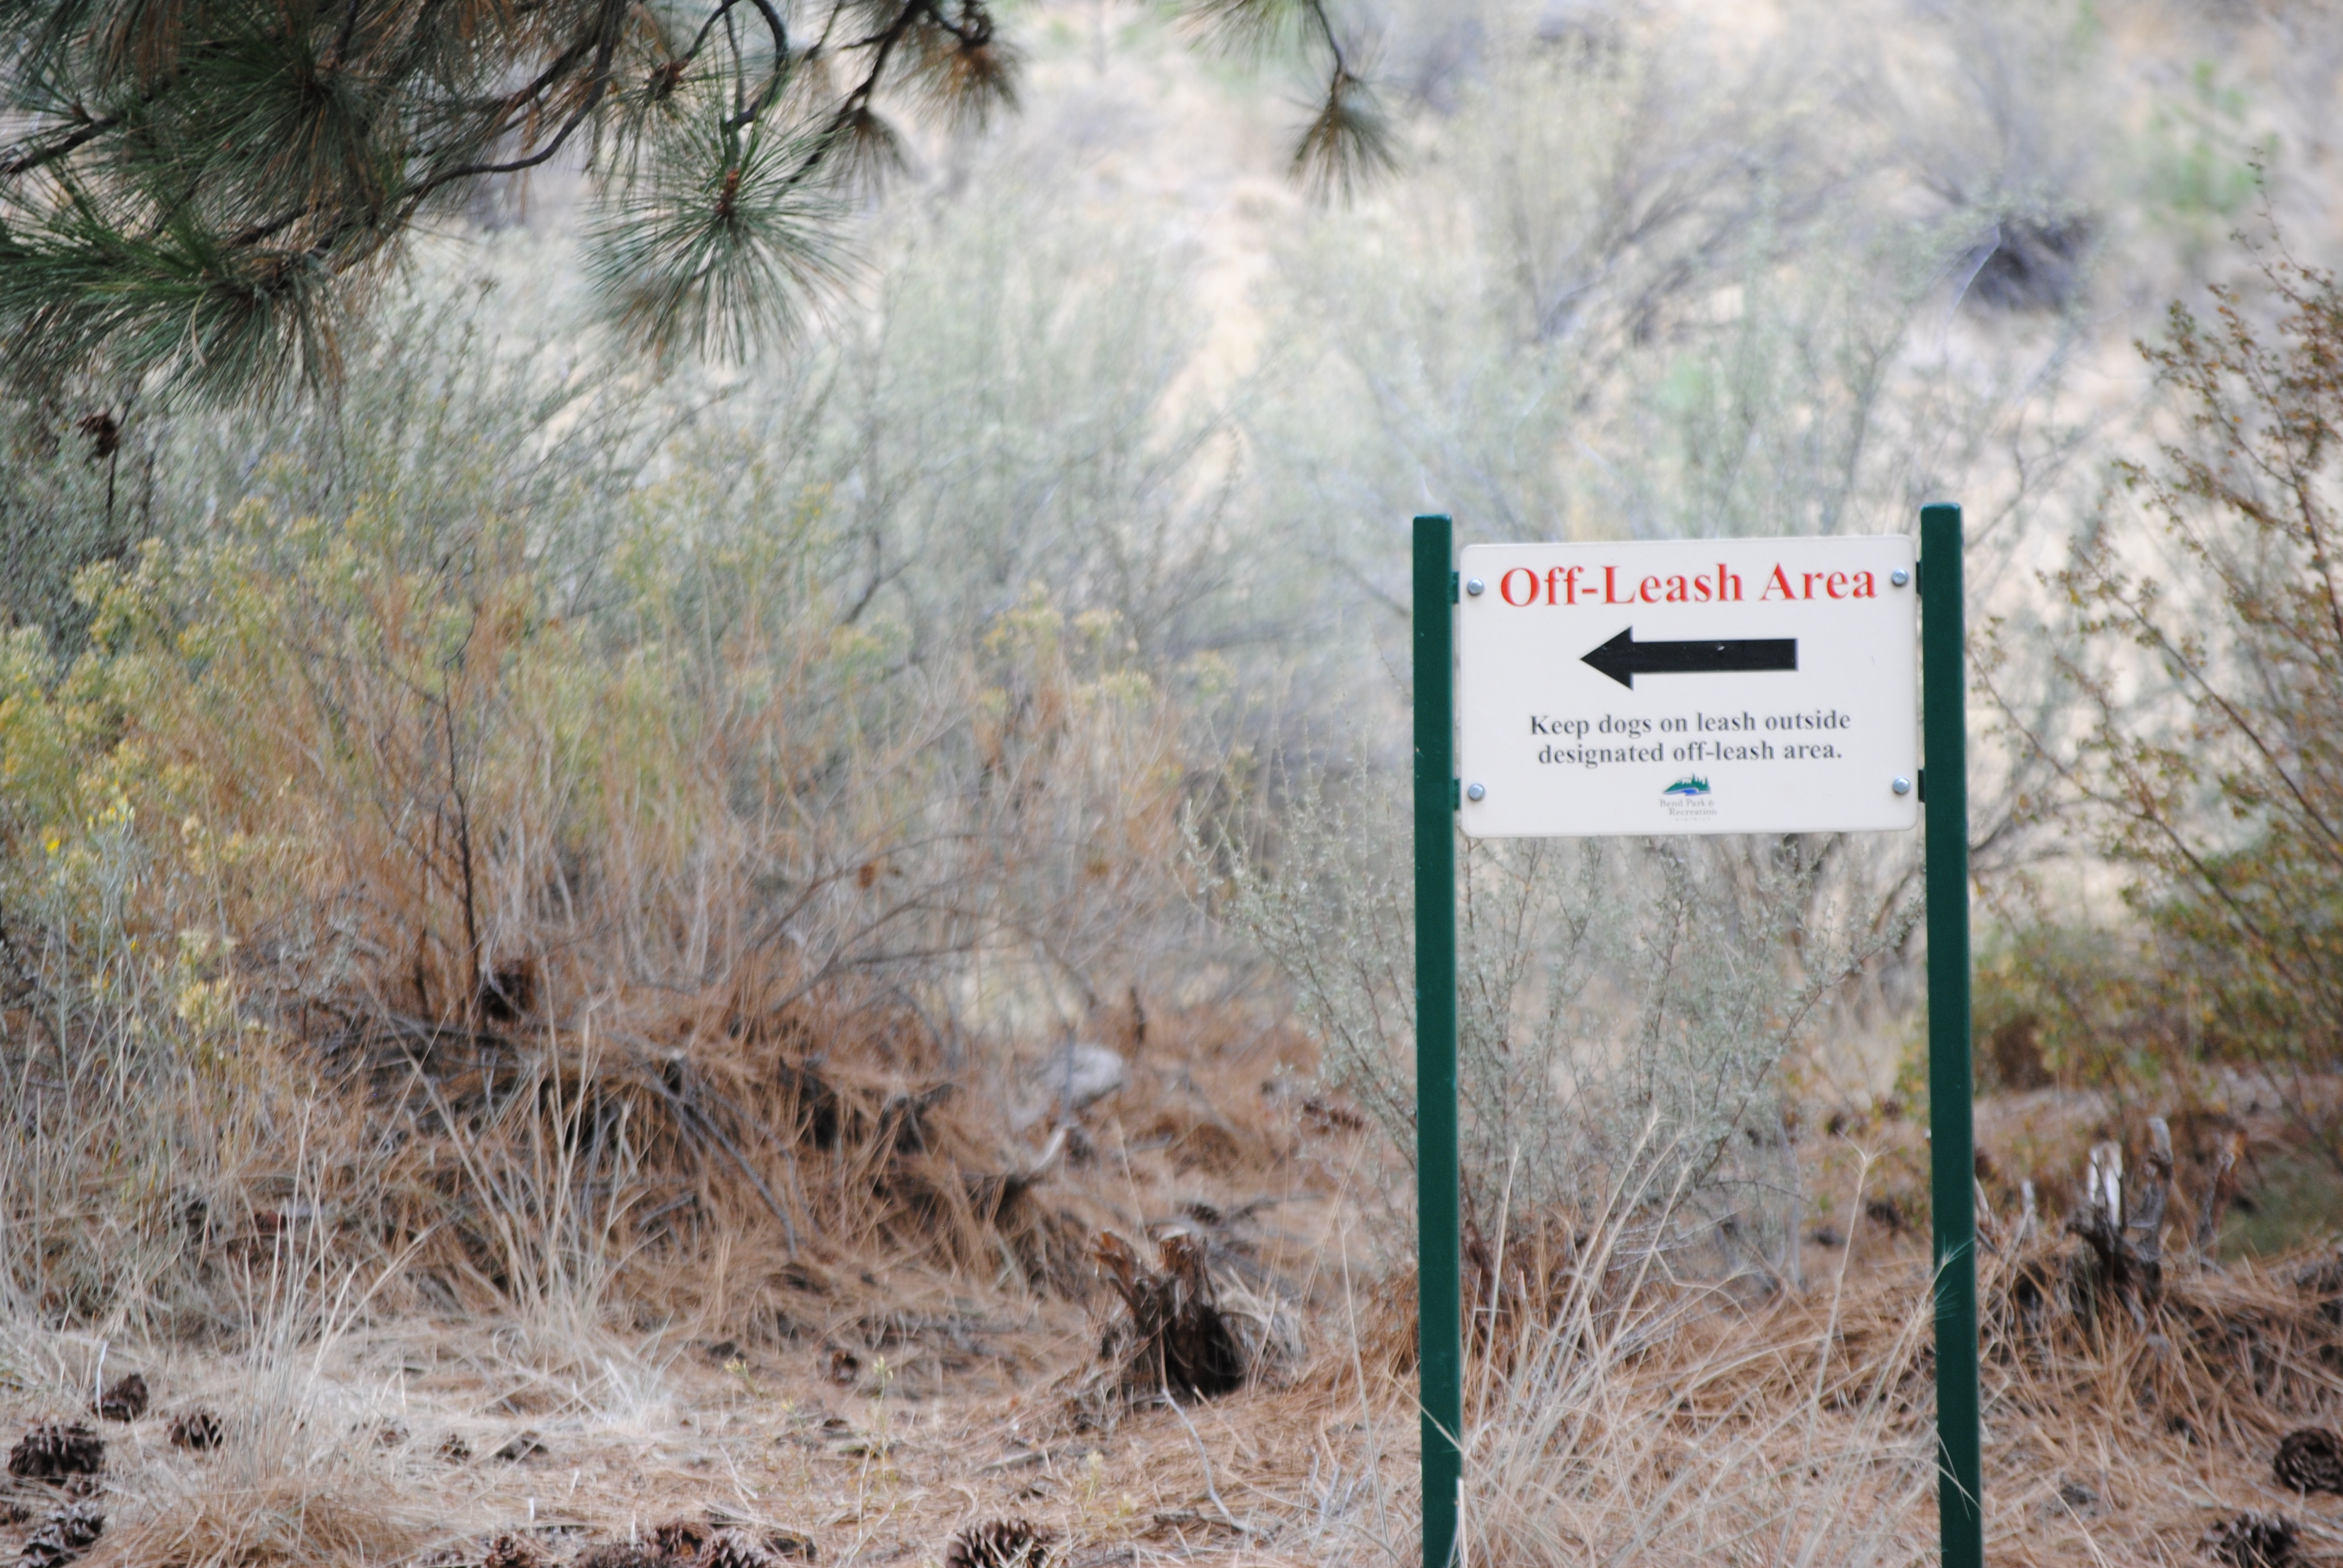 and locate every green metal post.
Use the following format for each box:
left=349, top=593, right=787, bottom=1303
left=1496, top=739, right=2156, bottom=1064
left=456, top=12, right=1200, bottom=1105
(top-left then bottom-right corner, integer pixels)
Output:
left=1921, top=501, right=1982, bottom=1568
left=1412, top=515, right=1462, bottom=1568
